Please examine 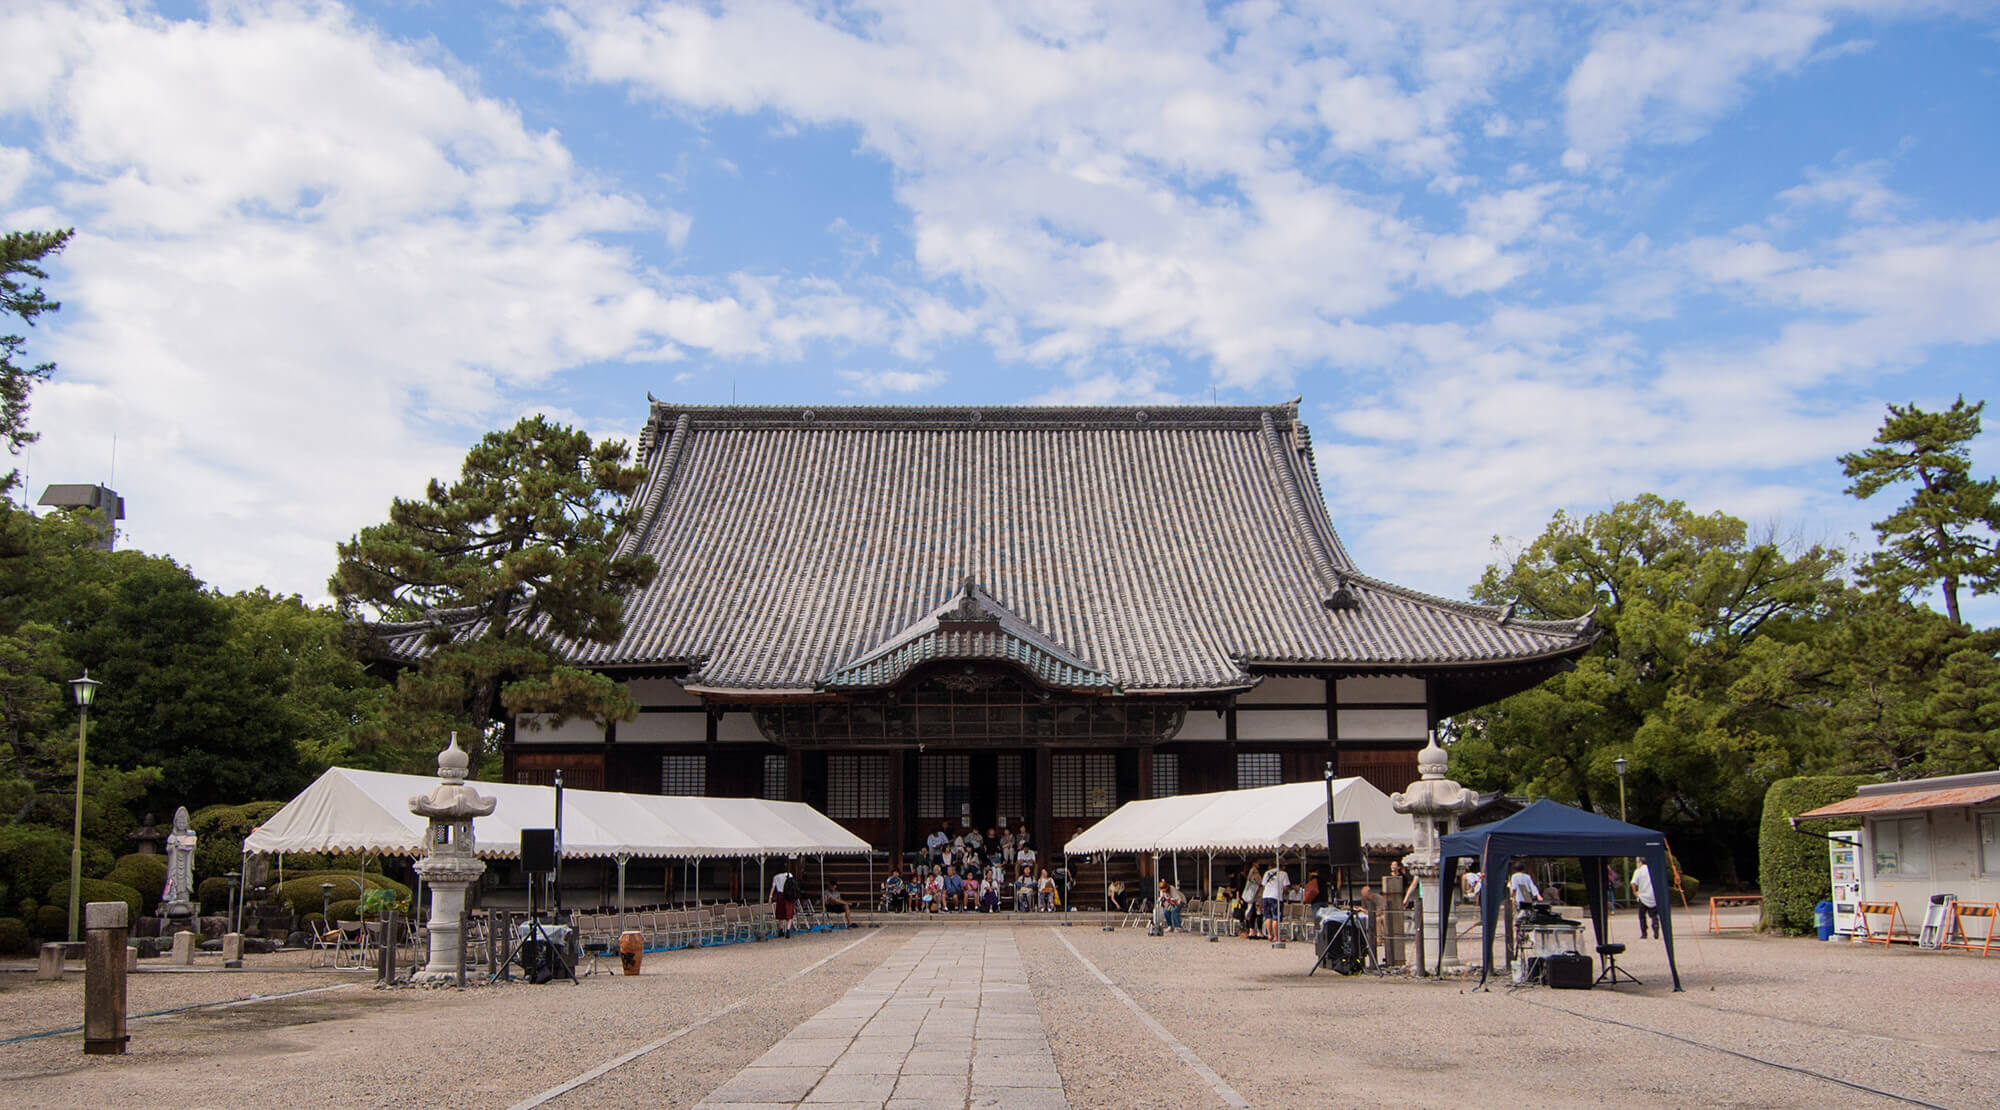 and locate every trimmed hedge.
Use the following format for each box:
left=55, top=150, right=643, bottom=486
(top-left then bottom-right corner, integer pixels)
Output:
left=104, top=854, right=169, bottom=912
left=269, top=873, right=409, bottom=919
left=33, top=904, right=65, bottom=938
left=1759, top=775, right=1873, bottom=935
left=0, top=825, right=111, bottom=918
left=0, top=917, right=29, bottom=955
left=46, top=878, right=144, bottom=922
left=198, top=876, right=233, bottom=913
left=188, top=800, right=285, bottom=879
